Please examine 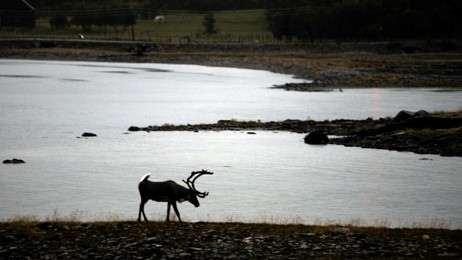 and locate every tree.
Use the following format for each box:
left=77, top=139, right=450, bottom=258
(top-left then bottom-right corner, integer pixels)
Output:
left=49, top=14, right=69, bottom=30
left=265, top=0, right=462, bottom=41
left=202, top=12, right=217, bottom=34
